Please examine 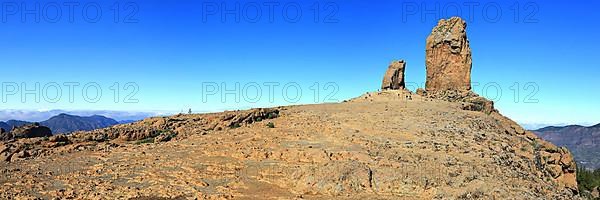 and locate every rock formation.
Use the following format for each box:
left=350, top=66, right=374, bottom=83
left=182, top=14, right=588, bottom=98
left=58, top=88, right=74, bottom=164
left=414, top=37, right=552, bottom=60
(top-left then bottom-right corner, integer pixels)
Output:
left=381, top=60, right=406, bottom=90
left=425, top=17, right=472, bottom=92
left=534, top=124, right=600, bottom=169
left=0, top=18, right=581, bottom=199
left=0, top=128, right=11, bottom=141
left=10, top=123, right=52, bottom=139
left=0, top=99, right=582, bottom=198
left=418, top=17, right=495, bottom=114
